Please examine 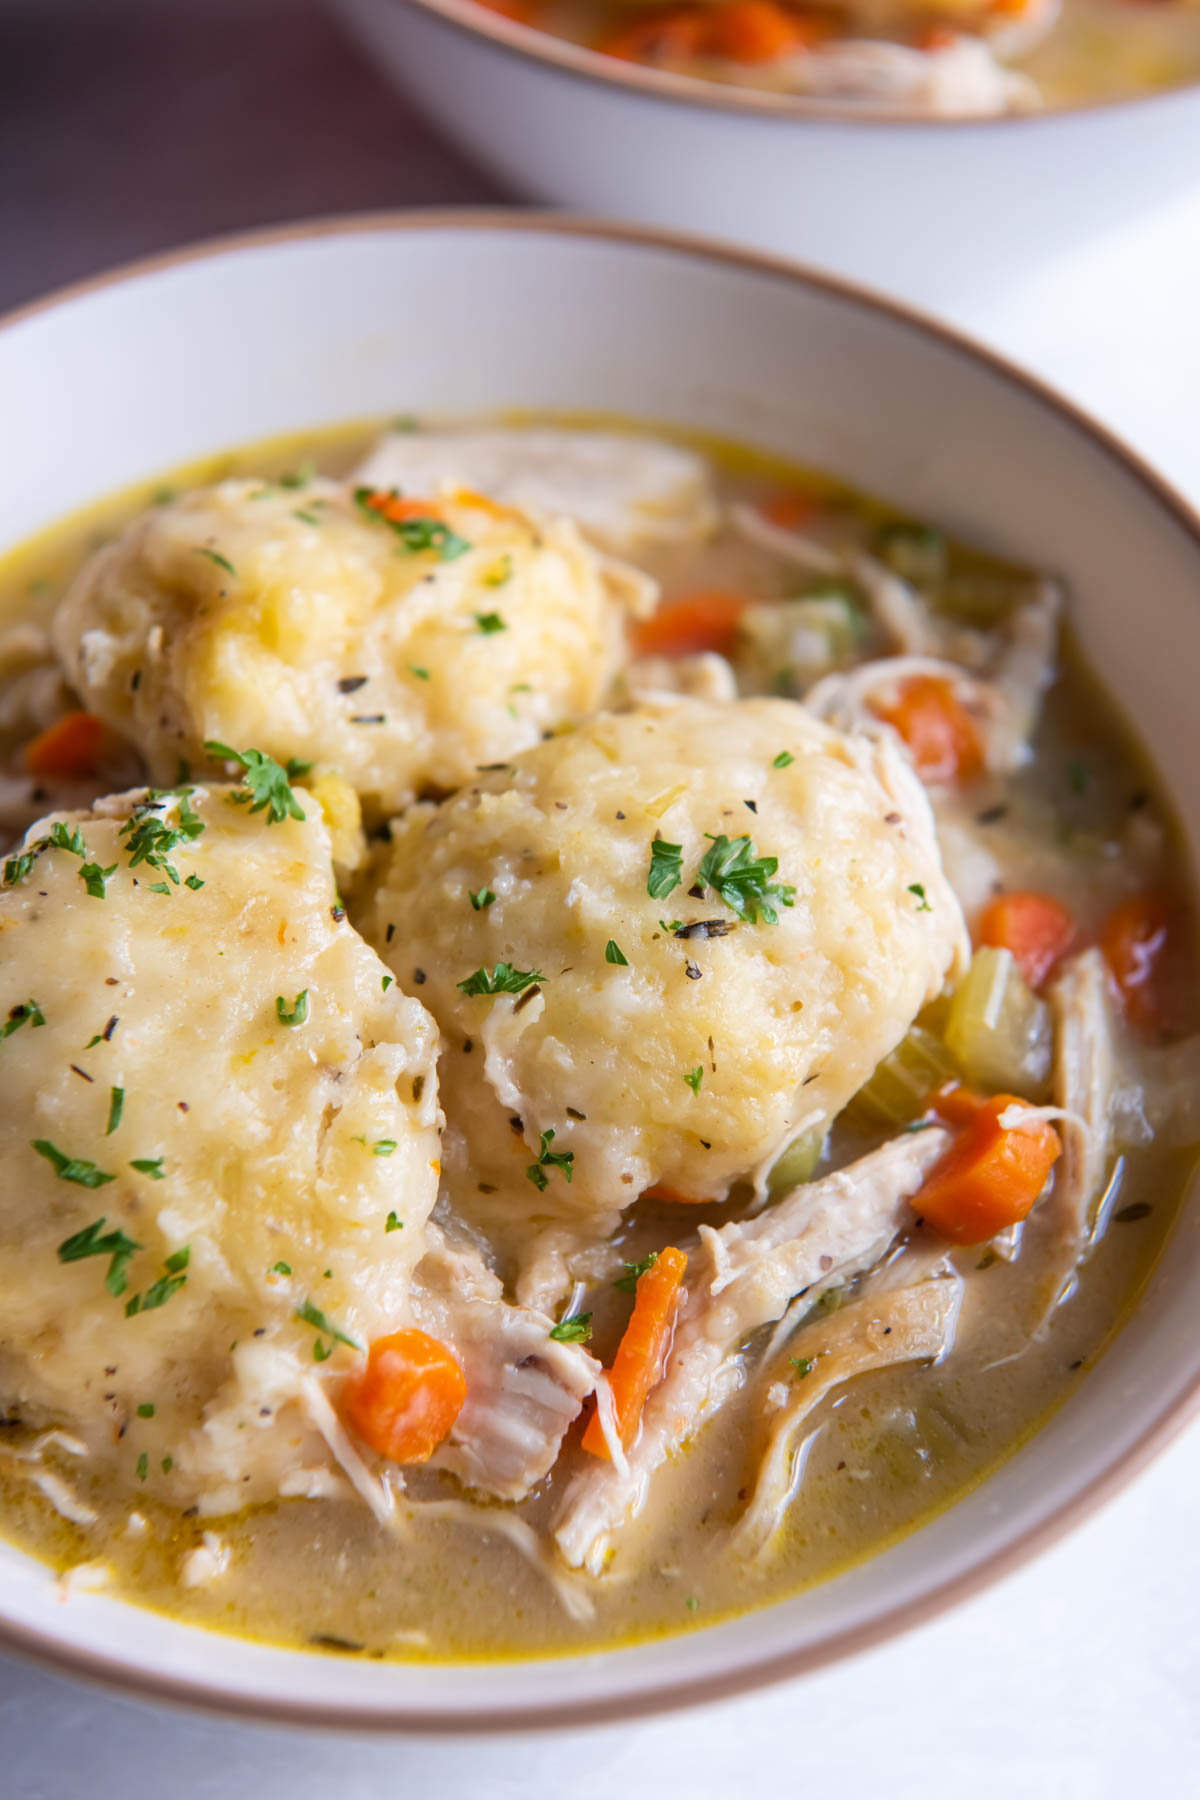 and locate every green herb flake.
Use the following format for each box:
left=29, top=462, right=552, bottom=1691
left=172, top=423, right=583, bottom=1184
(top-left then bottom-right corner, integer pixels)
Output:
left=352, top=488, right=471, bottom=562
left=605, top=939, right=629, bottom=966
left=407, top=665, right=430, bottom=681
left=119, top=789, right=205, bottom=887
left=684, top=1065, right=703, bottom=1095
left=106, top=1086, right=125, bottom=1136
left=270, top=1260, right=293, bottom=1278
left=772, top=751, right=796, bottom=770
left=196, top=547, right=236, bottom=577
left=130, top=1157, right=166, bottom=1180
left=35, top=1140, right=117, bottom=1190
left=1, top=999, right=45, bottom=1040
left=80, top=861, right=119, bottom=899
left=526, top=1127, right=574, bottom=1193
left=614, top=1252, right=659, bottom=1294
left=469, top=887, right=496, bottom=912
left=3, top=846, right=41, bottom=886
left=474, top=611, right=508, bottom=634
left=136, top=1452, right=149, bottom=1481
left=385, top=1212, right=403, bottom=1233
left=373, top=1140, right=397, bottom=1157
left=686, top=1597, right=699, bottom=1612
left=276, top=990, right=310, bottom=1027
left=295, top=1298, right=362, bottom=1354
left=908, top=883, right=932, bottom=913
left=184, top=873, right=205, bottom=891
left=204, top=742, right=306, bottom=824
left=381, top=974, right=394, bottom=992
left=147, top=881, right=172, bottom=896
left=549, top=1313, right=592, bottom=1344
left=56, top=1214, right=141, bottom=1296
left=279, top=460, right=316, bottom=490
left=161, top=1456, right=173, bottom=1475
left=49, top=821, right=88, bottom=858
left=697, top=833, right=795, bottom=925
left=136, top=1402, right=155, bottom=1418
left=457, top=962, right=545, bottom=998
left=647, top=838, right=683, bottom=902
left=790, top=1356, right=814, bottom=1378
